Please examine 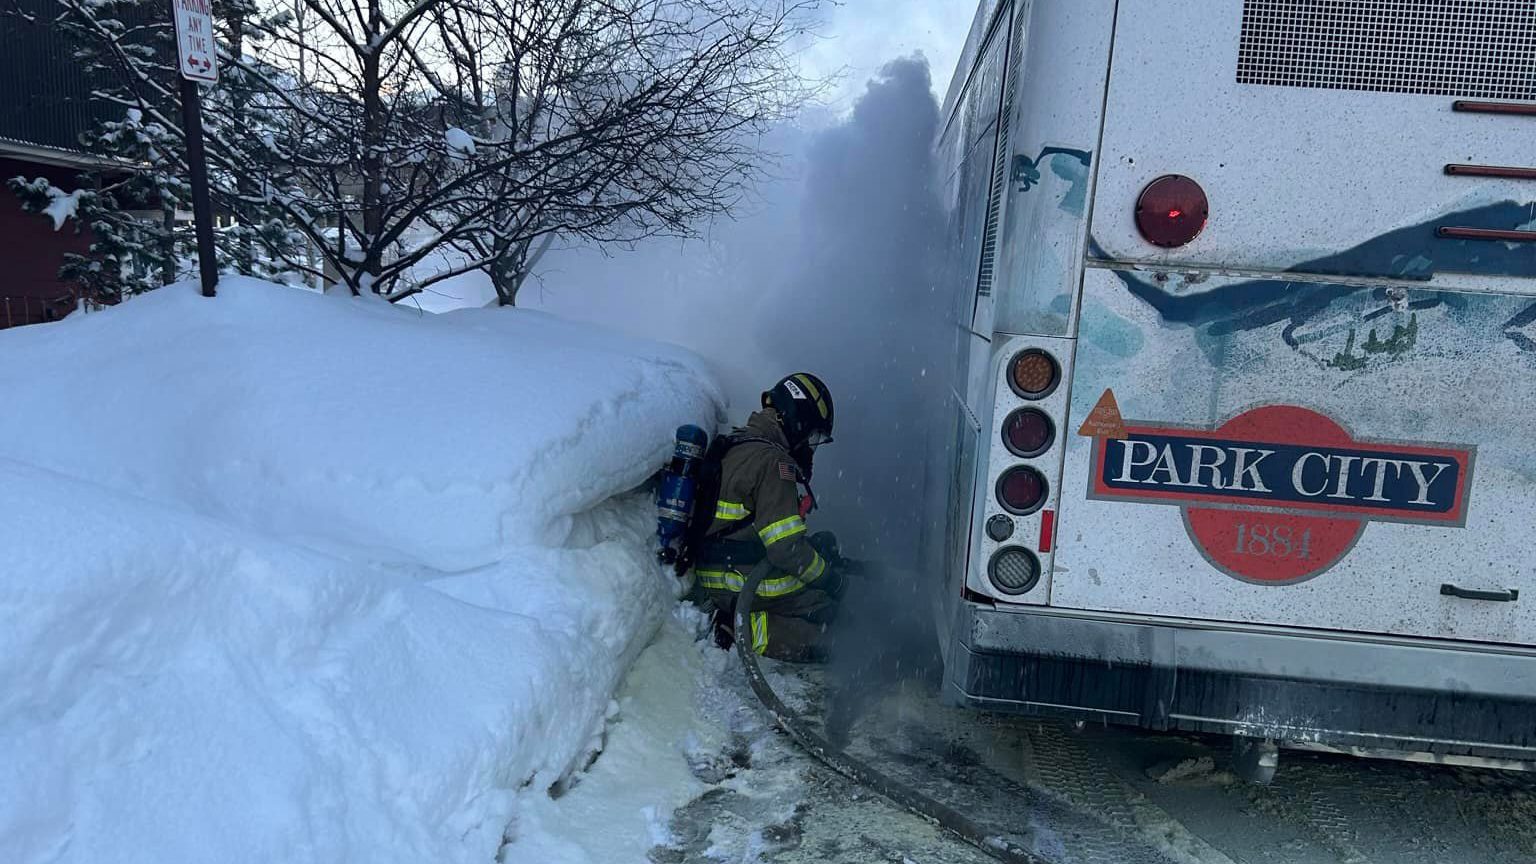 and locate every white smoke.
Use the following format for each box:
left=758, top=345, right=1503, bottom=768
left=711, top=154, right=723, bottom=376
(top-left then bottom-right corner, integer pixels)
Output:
left=532, top=56, right=952, bottom=567
left=753, top=56, right=949, bottom=563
